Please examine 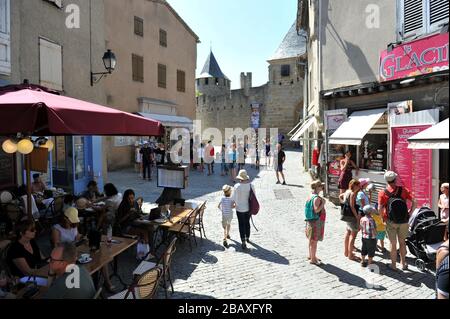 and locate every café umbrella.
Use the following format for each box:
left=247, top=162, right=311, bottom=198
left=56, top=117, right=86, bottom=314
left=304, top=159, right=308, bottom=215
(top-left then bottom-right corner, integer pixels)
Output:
left=0, top=83, right=164, bottom=219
